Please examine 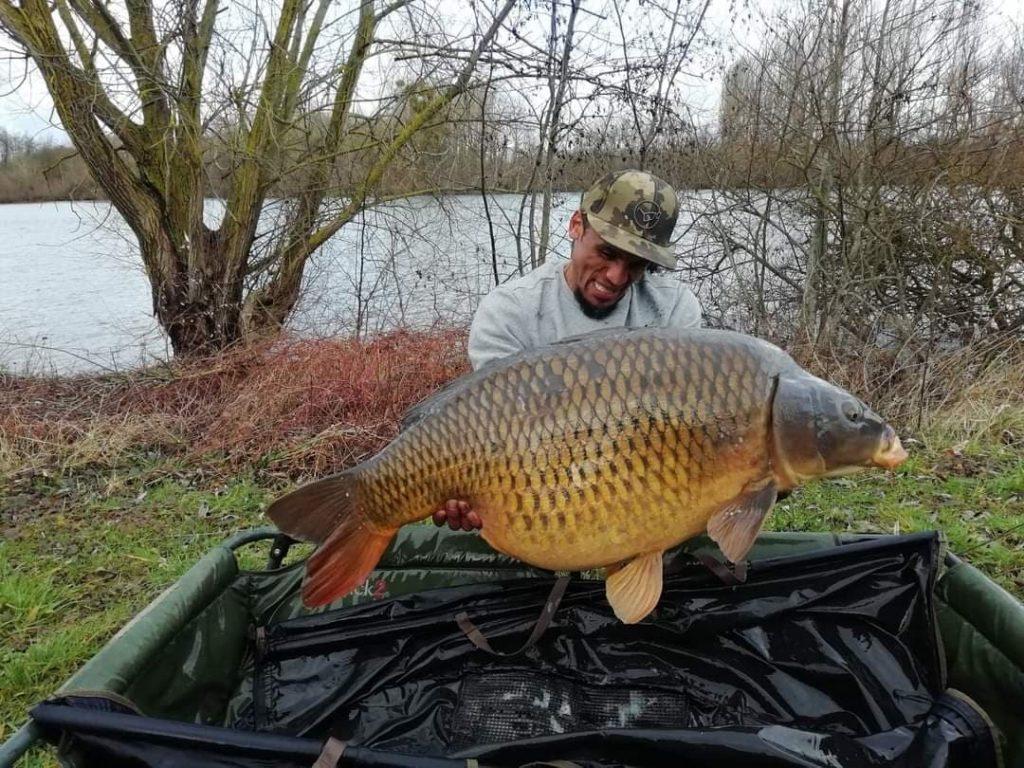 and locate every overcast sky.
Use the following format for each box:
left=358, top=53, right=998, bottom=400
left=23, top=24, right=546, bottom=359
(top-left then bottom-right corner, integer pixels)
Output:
left=0, top=0, right=1020, bottom=144
left=0, top=0, right=743, bottom=141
